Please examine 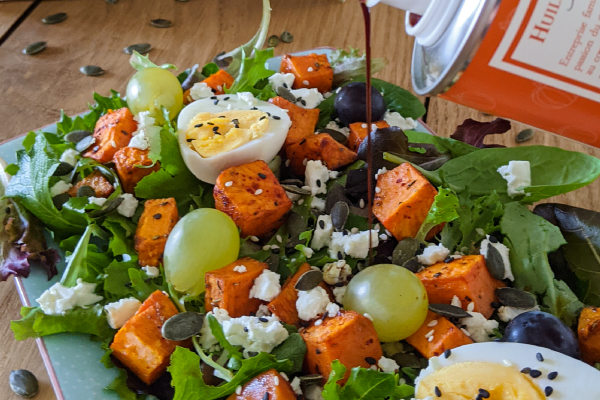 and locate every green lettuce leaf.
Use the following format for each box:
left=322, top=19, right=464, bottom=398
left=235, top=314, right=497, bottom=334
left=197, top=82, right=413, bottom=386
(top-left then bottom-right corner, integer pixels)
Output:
left=415, top=187, right=459, bottom=242
left=104, top=369, right=137, bottom=400
left=207, top=314, right=243, bottom=361
left=226, top=48, right=276, bottom=99
left=271, top=333, right=306, bottom=374
left=60, top=224, right=106, bottom=287
left=329, top=47, right=388, bottom=86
